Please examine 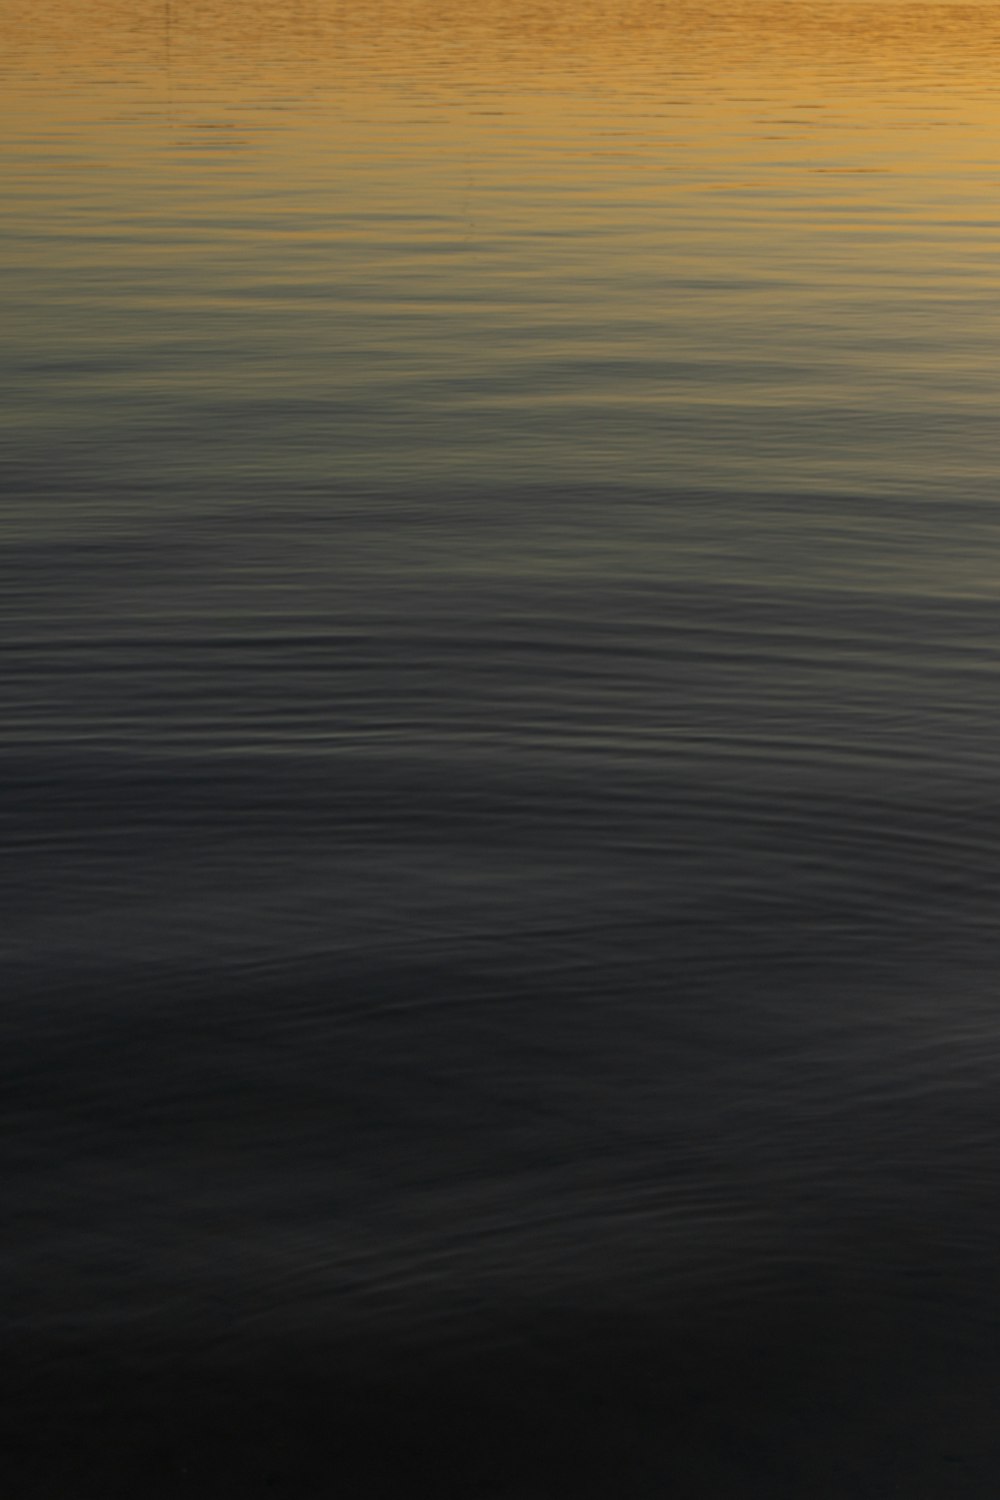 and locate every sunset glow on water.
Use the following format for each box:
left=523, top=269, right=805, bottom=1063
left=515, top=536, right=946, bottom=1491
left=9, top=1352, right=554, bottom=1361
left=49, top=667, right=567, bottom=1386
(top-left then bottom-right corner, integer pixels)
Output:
left=5, top=0, right=1000, bottom=510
